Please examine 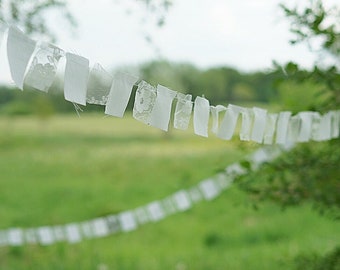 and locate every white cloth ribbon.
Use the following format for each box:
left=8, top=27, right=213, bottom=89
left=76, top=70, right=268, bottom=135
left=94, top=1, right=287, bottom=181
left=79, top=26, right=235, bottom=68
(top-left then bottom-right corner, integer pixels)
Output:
left=239, top=108, right=253, bottom=141
left=263, top=113, right=278, bottom=145
left=7, top=26, right=36, bottom=90
left=174, top=93, right=193, bottom=130
left=105, top=72, right=138, bottom=117
left=146, top=201, right=165, bottom=222
left=330, top=110, right=340, bottom=139
left=217, top=104, right=243, bottom=140
left=199, top=179, right=220, bottom=201
left=37, top=226, right=55, bottom=245
left=80, top=221, right=94, bottom=239
left=193, top=96, right=210, bottom=137
left=65, top=223, right=81, bottom=243
left=91, top=218, right=110, bottom=238
left=134, top=207, right=150, bottom=225
left=210, top=105, right=227, bottom=134
left=149, top=85, right=177, bottom=131
left=24, top=229, right=37, bottom=244
left=52, top=226, right=65, bottom=242
left=87, top=63, right=113, bottom=105
left=276, top=111, right=292, bottom=144
left=172, top=190, right=191, bottom=212
left=251, top=107, right=267, bottom=143
left=64, top=53, right=89, bottom=105
left=118, top=211, right=137, bottom=232
left=106, top=215, right=120, bottom=234
left=7, top=228, right=23, bottom=246
left=296, top=112, right=314, bottom=142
